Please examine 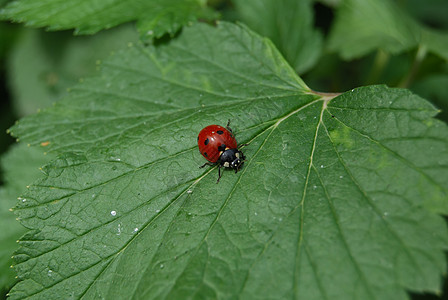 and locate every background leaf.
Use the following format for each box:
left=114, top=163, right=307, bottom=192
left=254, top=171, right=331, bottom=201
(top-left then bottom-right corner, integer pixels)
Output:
left=0, top=143, right=52, bottom=290
left=233, top=0, right=323, bottom=74
left=411, top=74, right=448, bottom=122
left=0, top=0, right=217, bottom=39
left=6, top=22, right=448, bottom=299
left=7, top=25, right=138, bottom=117
left=328, top=0, right=448, bottom=61
left=400, top=0, right=448, bottom=30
